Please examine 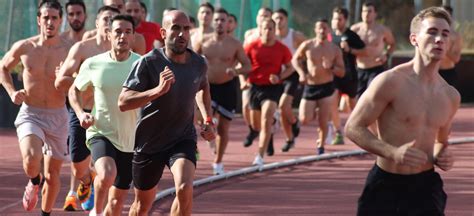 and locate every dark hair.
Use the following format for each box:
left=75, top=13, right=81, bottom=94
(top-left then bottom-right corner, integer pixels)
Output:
left=316, top=18, right=329, bottom=24
left=66, top=0, right=86, bottom=14
left=260, top=7, right=272, bottom=14
left=189, top=16, right=196, bottom=25
left=362, top=1, right=376, bottom=12
left=215, top=8, right=228, bottom=16
left=164, top=7, right=177, bottom=12
left=410, top=6, right=451, bottom=33
left=38, top=0, right=63, bottom=18
left=110, top=14, right=136, bottom=32
left=332, top=7, right=348, bottom=19
left=97, top=5, right=120, bottom=15
left=199, top=2, right=214, bottom=13
left=229, top=13, right=237, bottom=22
left=442, top=5, right=453, bottom=15
left=274, top=8, right=288, bottom=17
left=139, top=2, right=147, bottom=14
